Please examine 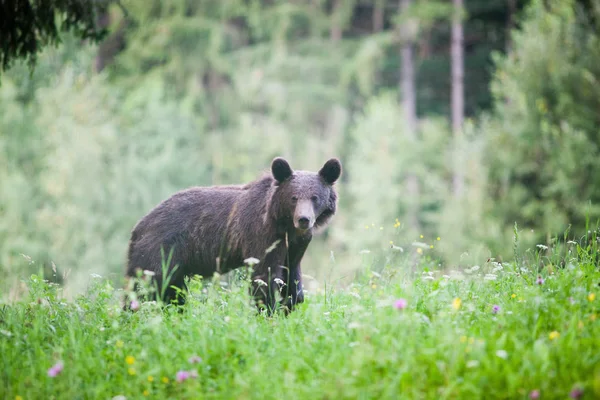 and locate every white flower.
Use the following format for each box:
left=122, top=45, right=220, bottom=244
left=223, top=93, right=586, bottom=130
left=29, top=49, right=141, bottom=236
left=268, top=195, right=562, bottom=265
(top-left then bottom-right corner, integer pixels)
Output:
left=347, top=322, right=361, bottom=329
left=90, top=273, right=102, bottom=279
left=273, top=278, right=286, bottom=287
left=253, top=278, right=268, bottom=287
left=359, top=249, right=371, bottom=254
left=495, top=350, right=508, bottom=359
left=143, top=270, right=155, bottom=277
left=466, top=360, right=480, bottom=368
left=423, top=276, right=435, bottom=281
left=536, top=244, right=548, bottom=250
left=244, top=257, right=260, bottom=266
left=484, top=274, right=497, bottom=281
